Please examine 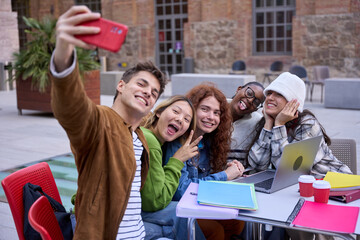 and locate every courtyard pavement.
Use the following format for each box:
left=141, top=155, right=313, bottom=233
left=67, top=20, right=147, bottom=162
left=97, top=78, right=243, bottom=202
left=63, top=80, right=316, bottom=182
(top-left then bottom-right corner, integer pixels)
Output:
left=0, top=82, right=359, bottom=239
